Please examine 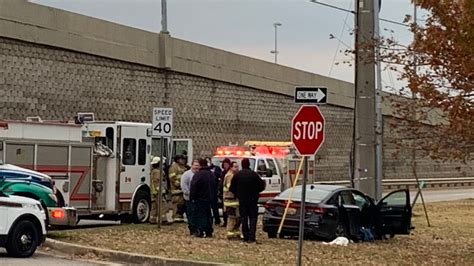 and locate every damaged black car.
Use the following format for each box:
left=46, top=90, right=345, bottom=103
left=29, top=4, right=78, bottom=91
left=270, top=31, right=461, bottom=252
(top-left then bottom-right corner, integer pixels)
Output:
left=262, top=184, right=412, bottom=240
